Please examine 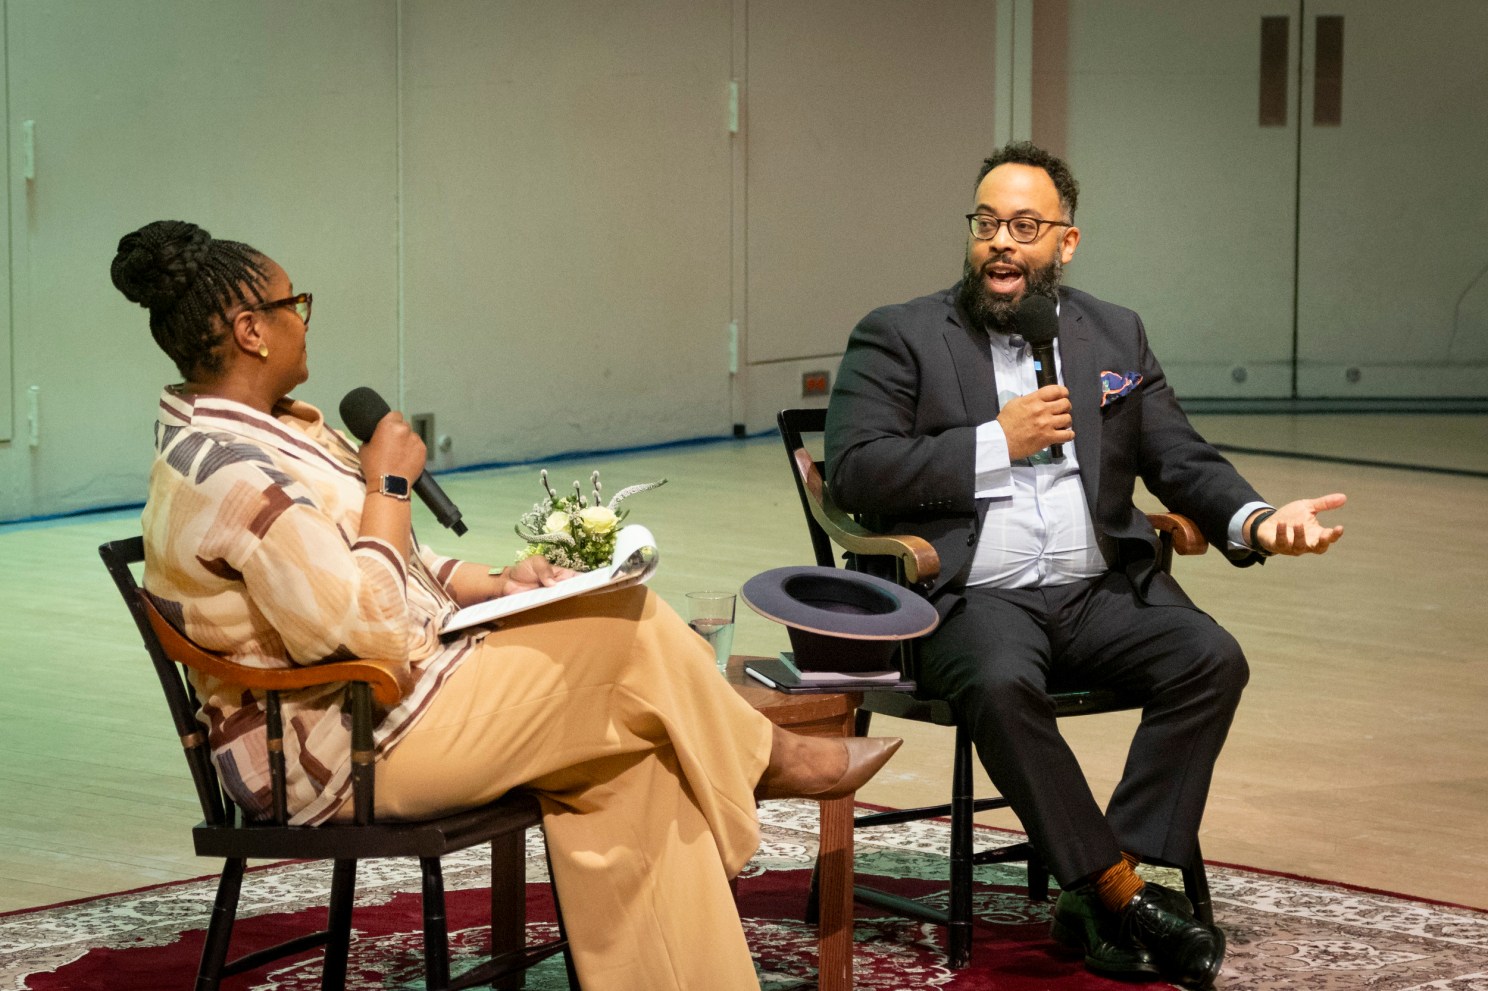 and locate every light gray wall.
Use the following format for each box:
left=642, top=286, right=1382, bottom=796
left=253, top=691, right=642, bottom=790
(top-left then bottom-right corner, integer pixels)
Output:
left=399, top=0, right=735, bottom=470
left=739, top=0, right=999, bottom=427
left=2, top=0, right=401, bottom=521
left=2, top=0, right=1004, bottom=522
left=3, top=0, right=1484, bottom=522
